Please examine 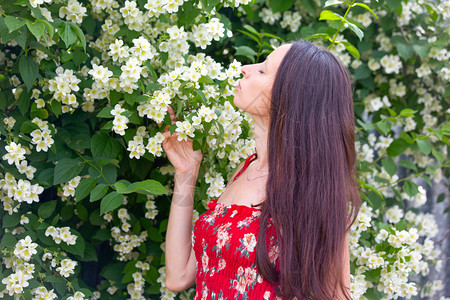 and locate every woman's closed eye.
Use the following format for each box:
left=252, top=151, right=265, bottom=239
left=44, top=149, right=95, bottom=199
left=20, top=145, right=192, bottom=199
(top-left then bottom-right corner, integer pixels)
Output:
left=258, top=69, right=264, bottom=74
